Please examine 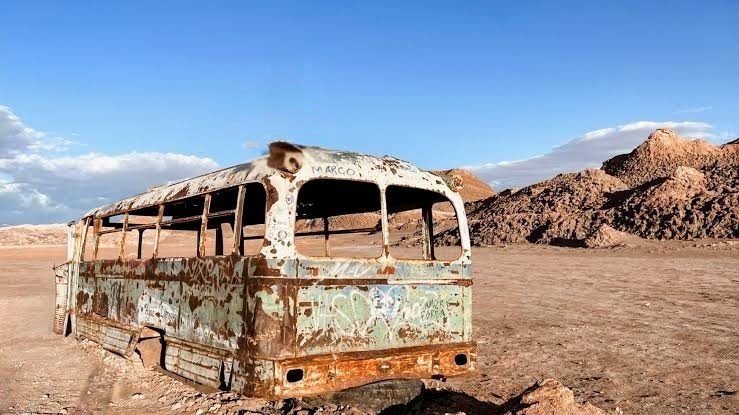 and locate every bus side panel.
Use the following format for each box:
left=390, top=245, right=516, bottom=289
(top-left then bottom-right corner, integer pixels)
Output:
left=77, top=257, right=247, bottom=349
left=75, top=257, right=250, bottom=388
left=174, top=256, right=246, bottom=351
